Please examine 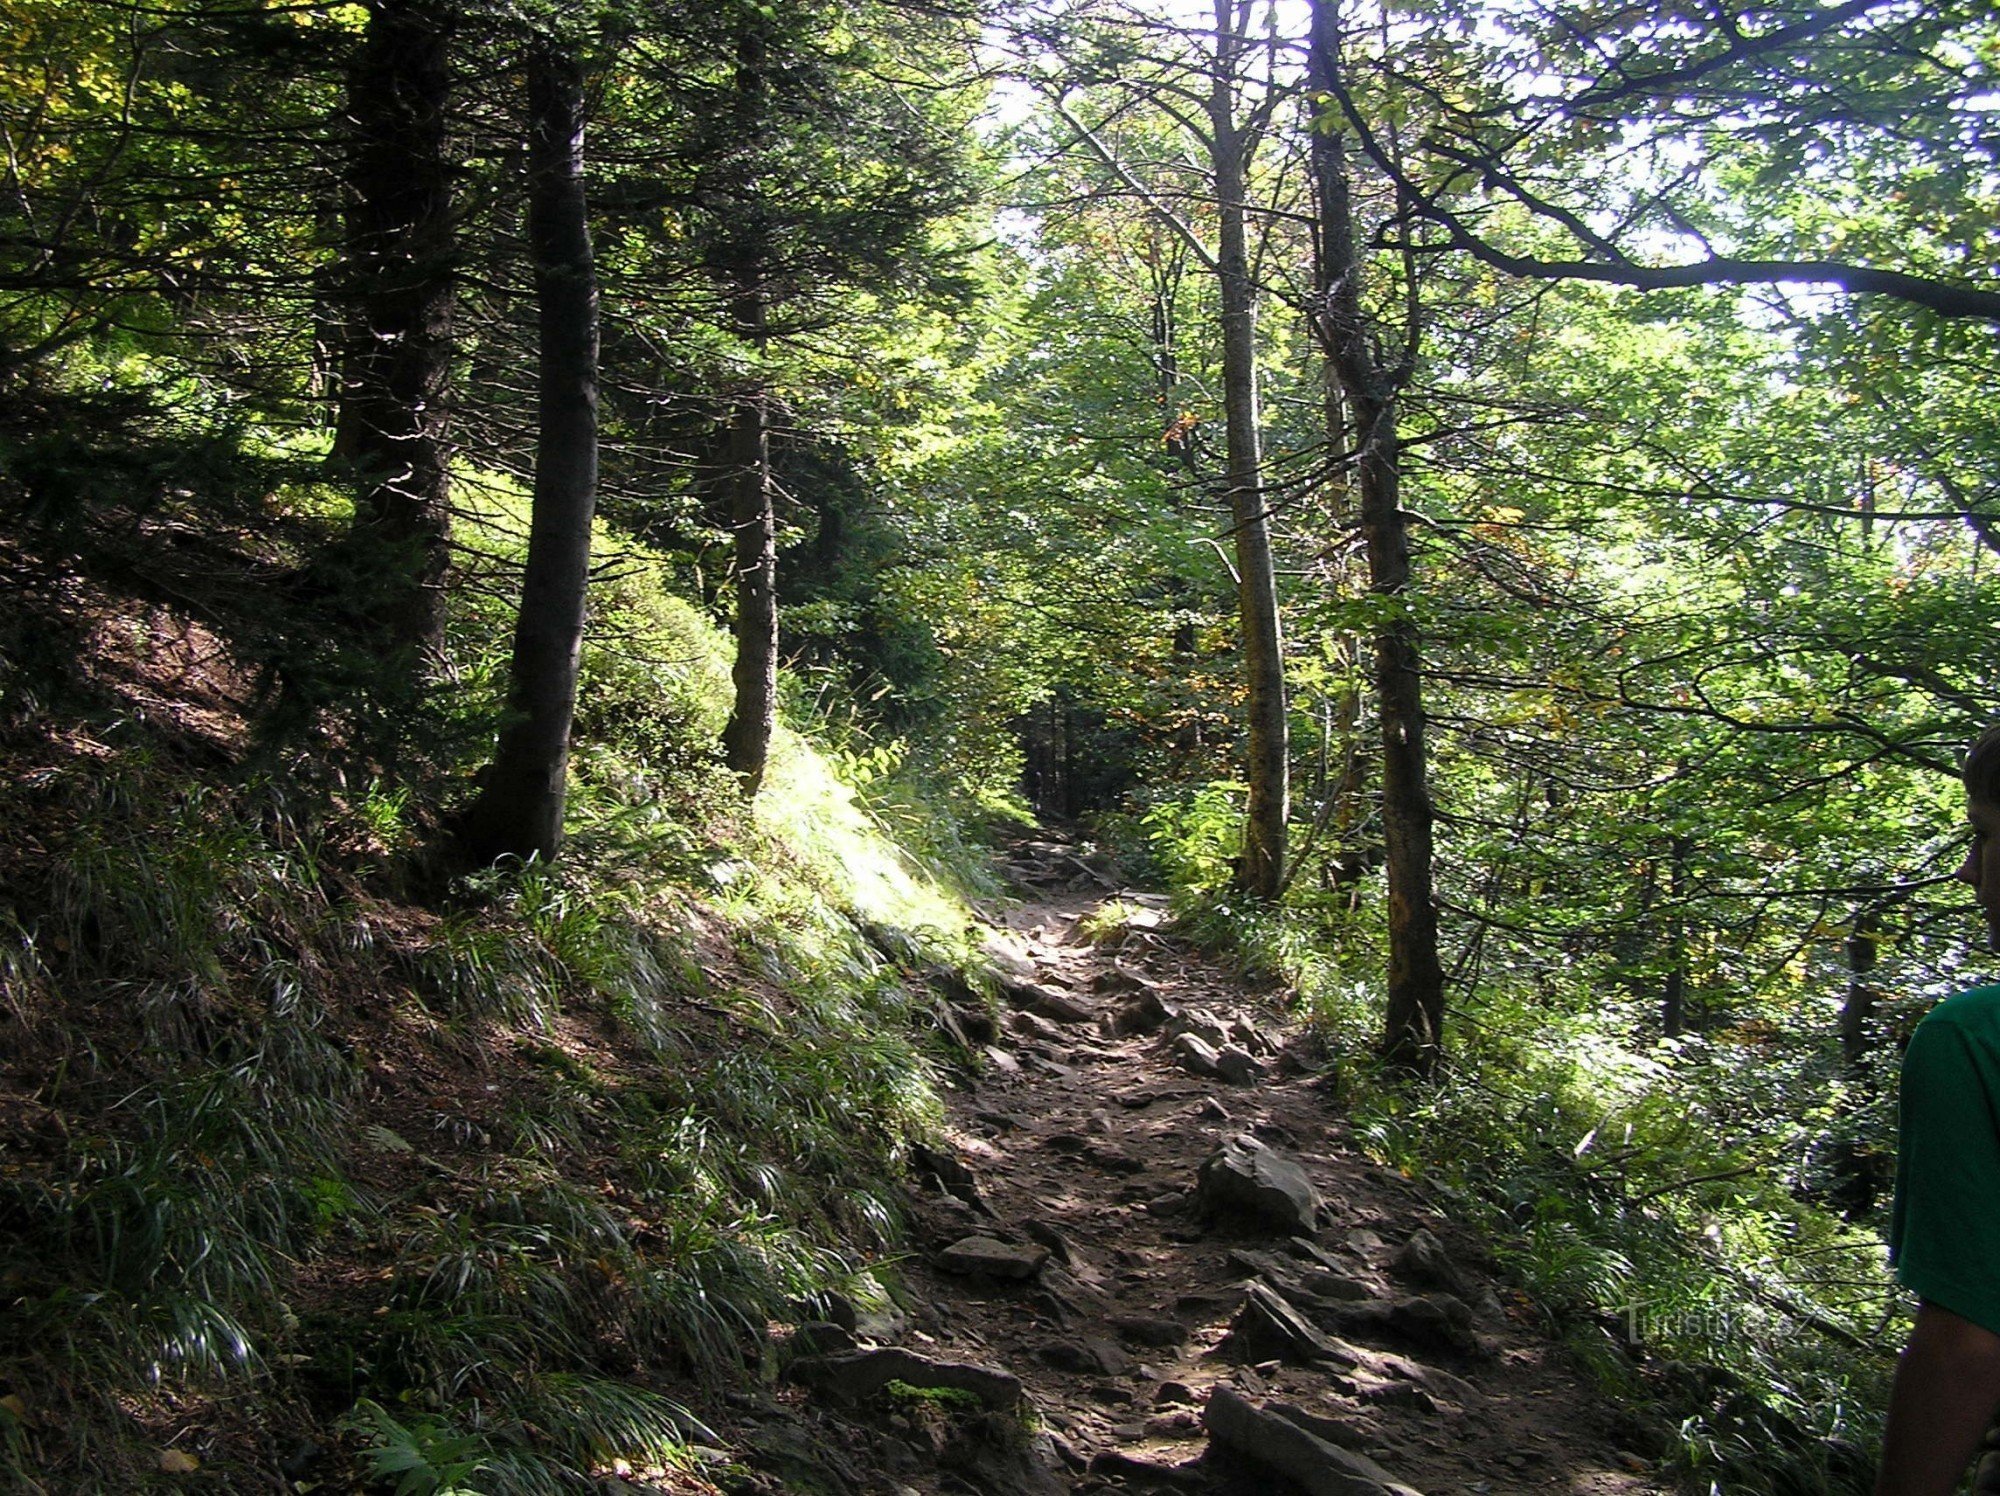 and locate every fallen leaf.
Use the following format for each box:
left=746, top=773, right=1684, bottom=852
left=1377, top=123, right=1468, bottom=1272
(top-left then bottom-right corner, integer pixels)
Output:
left=159, top=1449, right=200, bottom=1473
